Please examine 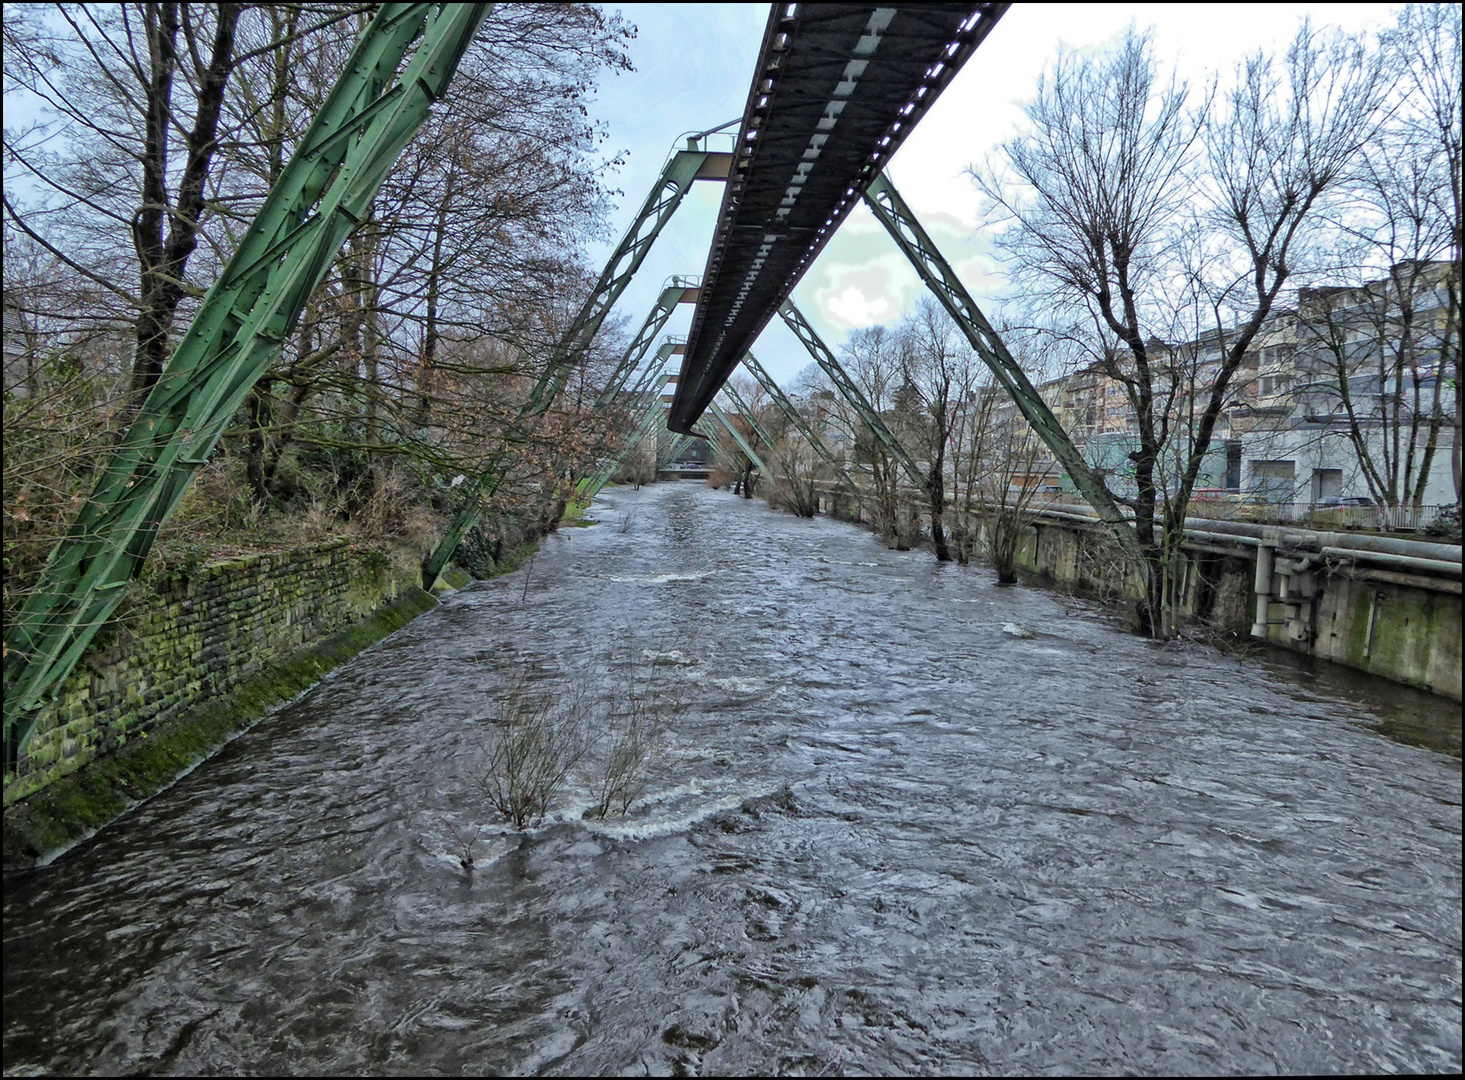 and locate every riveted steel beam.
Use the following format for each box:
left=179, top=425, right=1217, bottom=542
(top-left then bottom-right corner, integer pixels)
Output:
left=670, top=3, right=1011, bottom=433
left=777, top=299, right=929, bottom=495
left=739, top=351, right=862, bottom=503
left=861, top=171, right=1138, bottom=558
left=708, top=401, right=769, bottom=475
left=3, top=3, right=495, bottom=764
